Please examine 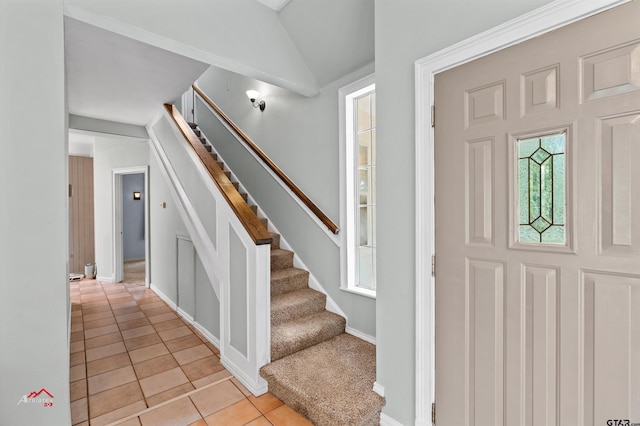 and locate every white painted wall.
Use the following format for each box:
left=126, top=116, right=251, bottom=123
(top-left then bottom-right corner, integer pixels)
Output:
left=194, top=63, right=377, bottom=338
left=93, top=138, right=149, bottom=281
left=374, top=0, right=554, bottom=423
left=0, top=1, right=70, bottom=424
